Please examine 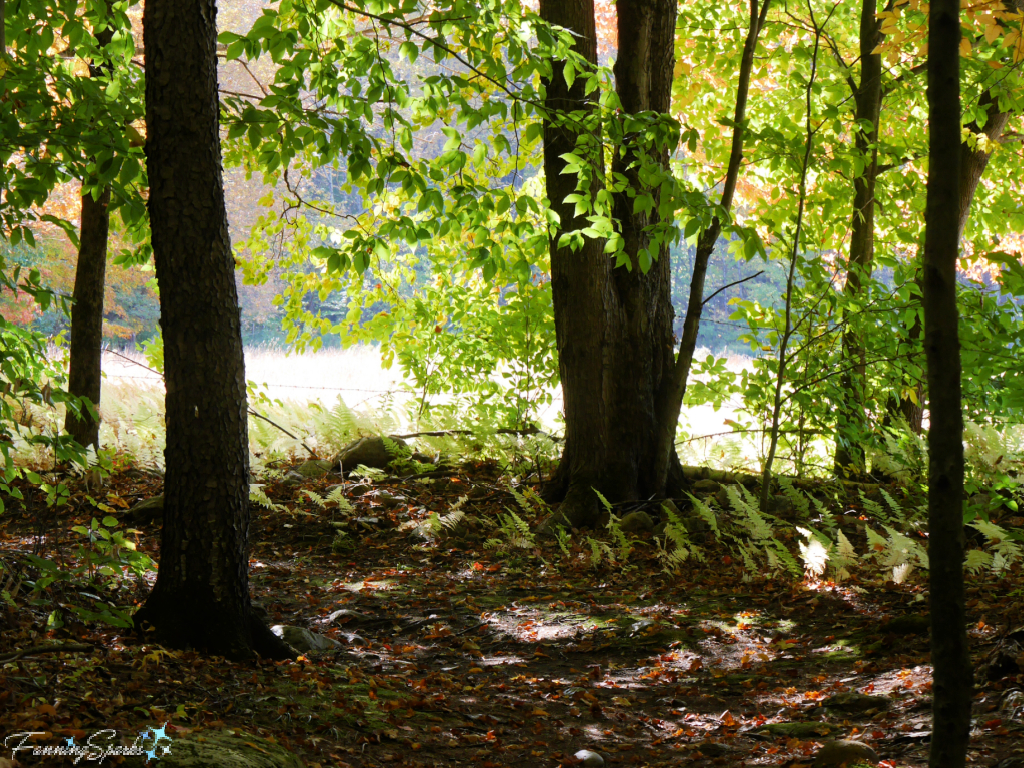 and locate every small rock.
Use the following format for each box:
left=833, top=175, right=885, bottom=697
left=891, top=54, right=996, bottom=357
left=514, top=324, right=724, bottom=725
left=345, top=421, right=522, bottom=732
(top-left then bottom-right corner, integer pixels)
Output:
left=373, top=490, right=402, bottom=508
left=339, top=632, right=368, bottom=646
left=618, top=510, right=655, bottom=534
left=122, top=729, right=302, bottom=768
left=715, top=487, right=733, bottom=509
left=333, top=435, right=408, bottom=471
left=883, top=614, right=930, bottom=636
left=812, top=739, right=879, bottom=768
left=127, top=494, right=164, bottom=522
left=682, top=514, right=710, bottom=533
left=327, top=609, right=368, bottom=625
left=822, top=692, right=891, bottom=713
left=573, top=749, right=604, bottom=767
left=282, top=470, right=306, bottom=487
left=271, top=625, right=341, bottom=652
left=661, top=499, right=682, bottom=516
left=353, top=516, right=384, bottom=530
left=693, top=479, right=721, bottom=493
left=296, top=459, right=332, bottom=478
